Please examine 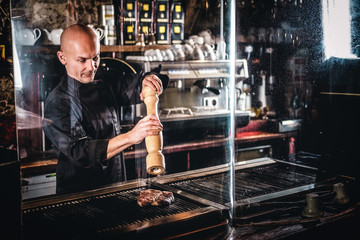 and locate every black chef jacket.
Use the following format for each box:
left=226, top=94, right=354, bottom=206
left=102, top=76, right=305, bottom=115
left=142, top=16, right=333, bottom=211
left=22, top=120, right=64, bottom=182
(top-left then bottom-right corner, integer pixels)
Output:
left=43, top=68, right=168, bottom=194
